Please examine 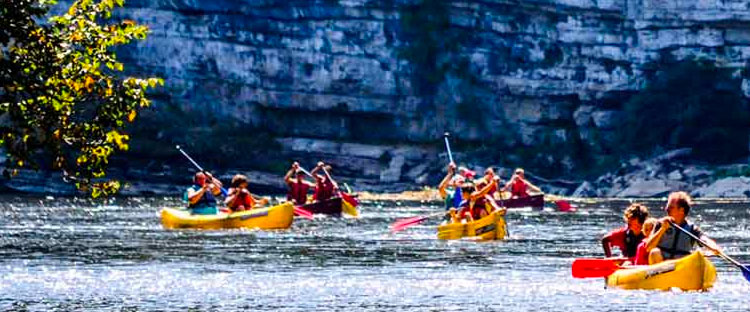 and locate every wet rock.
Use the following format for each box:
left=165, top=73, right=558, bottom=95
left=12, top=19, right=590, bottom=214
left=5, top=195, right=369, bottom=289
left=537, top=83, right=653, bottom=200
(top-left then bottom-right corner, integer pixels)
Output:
left=616, top=180, right=672, bottom=198
left=572, top=181, right=597, bottom=197
left=691, top=177, right=750, bottom=198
